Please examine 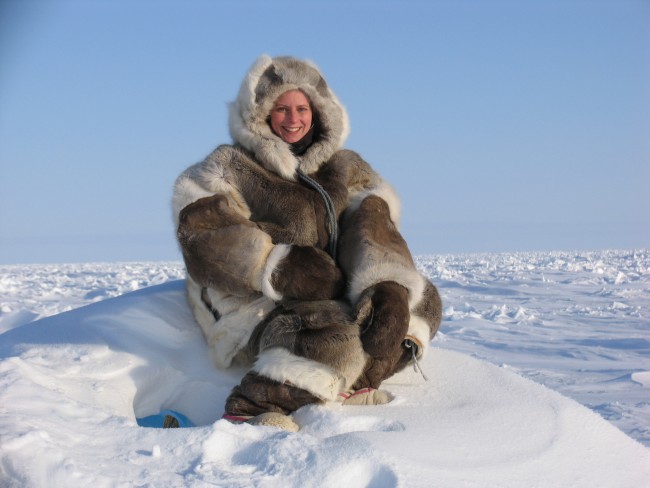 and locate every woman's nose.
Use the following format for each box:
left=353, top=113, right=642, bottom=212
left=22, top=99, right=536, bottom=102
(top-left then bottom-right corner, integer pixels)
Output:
left=286, top=109, right=299, bottom=123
